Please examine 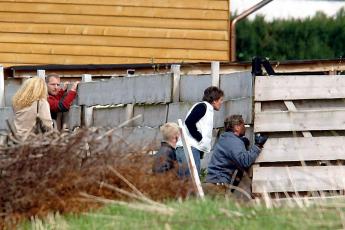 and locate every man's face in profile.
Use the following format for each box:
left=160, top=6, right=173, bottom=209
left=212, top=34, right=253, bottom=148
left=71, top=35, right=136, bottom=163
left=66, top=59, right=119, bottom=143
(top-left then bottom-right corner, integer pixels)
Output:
left=47, top=77, right=61, bottom=96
